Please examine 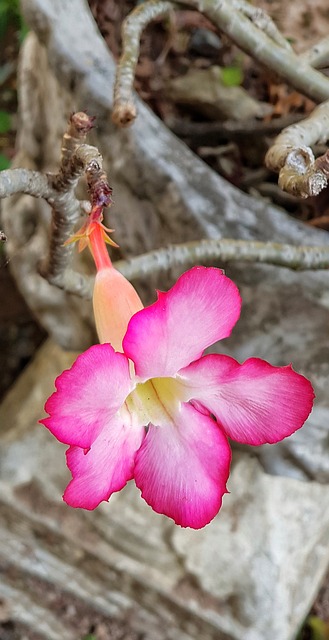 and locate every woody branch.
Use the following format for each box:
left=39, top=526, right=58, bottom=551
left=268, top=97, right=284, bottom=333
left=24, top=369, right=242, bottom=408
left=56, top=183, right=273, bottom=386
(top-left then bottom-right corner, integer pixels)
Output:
left=112, top=0, right=329, bottom=198
left=2, top=110, right=329, bottom=299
